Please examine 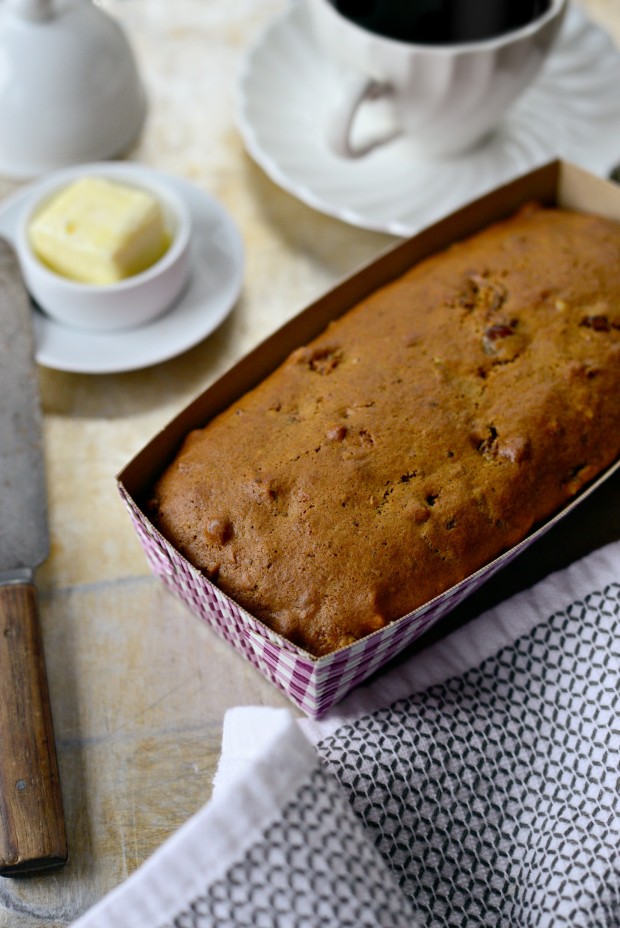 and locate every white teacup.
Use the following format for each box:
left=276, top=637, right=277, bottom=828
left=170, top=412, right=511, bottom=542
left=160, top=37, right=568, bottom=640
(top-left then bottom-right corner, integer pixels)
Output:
left=307, top=0, right=567, bottom=159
